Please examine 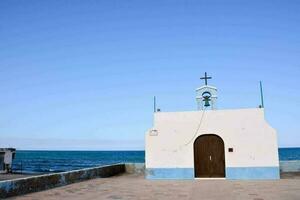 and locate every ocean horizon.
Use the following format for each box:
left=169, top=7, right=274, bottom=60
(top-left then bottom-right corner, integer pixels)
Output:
left=12, top=148, right=300, bottom=174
